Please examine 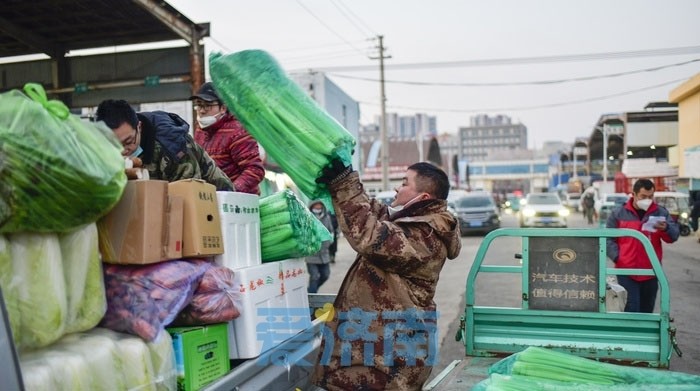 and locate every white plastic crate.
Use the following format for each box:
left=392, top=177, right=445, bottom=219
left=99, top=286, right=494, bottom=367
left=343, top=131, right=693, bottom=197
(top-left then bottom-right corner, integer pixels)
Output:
left=215, top=191, right=261, bottom=270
